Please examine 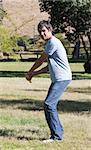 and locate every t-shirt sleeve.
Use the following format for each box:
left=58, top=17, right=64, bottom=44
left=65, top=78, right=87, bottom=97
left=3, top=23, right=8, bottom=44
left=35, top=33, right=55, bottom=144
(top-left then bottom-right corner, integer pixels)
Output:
left=44, top=41, right=57, bottom=56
